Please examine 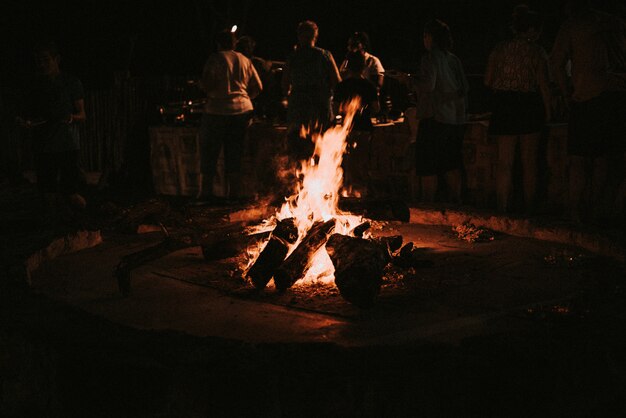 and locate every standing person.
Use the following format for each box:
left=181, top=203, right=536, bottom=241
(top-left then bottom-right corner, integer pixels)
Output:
left=390, top=19, right=469, bottom=204
left=198, top=29, right=262, bottom=201
left=551, top=0, right=626, bottom=223
left=17, top=40, right=86, bottom=221
left=281, top=20, right=341, bottom=165
left=333, top=50, right=381, bottom=195
left=236, top=35, right=273, bottom=119
left=485, top=5, right=552, bottom=214
left=340, top=32, right=385, bottom=94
